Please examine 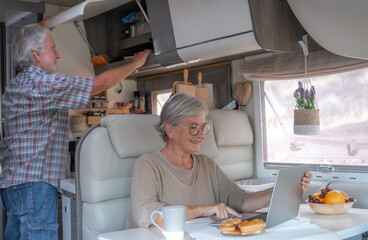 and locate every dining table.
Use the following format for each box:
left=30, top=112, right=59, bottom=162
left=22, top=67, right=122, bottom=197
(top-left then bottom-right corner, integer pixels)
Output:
left=99, top=204, right=368, bottom=240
